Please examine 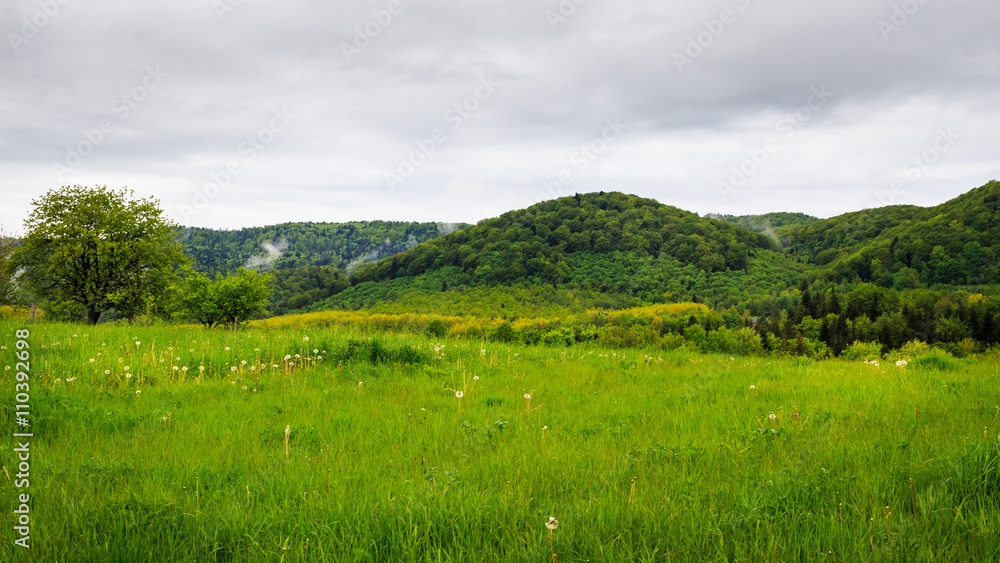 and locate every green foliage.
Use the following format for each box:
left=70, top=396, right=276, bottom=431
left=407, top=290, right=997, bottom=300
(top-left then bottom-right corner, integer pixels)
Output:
left=840, top=340, right=883, bottom=361
left=0, top=227, right=22, bottom=308
left=349, top=191, right=776, bottom=289
left=8, top=185, right=188, bottom=324
left=425, top=319, right=448, bottom=338
left=176, top=221, right=456, bottom=276
left=178, top=267, right=273, bottom=328
left=790, top=180, right=1000, bottom=285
